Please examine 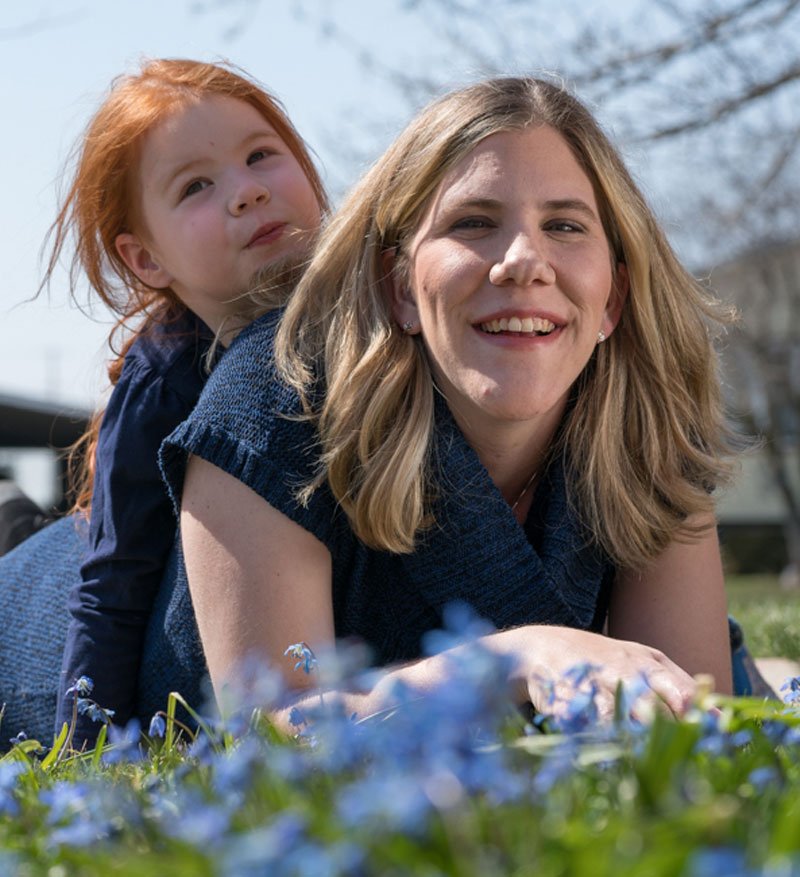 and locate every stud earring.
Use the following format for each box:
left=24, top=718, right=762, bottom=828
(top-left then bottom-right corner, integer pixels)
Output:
left=402, top=321, right=414, bottom=333
left=597, top=330, right=606, bottom=343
